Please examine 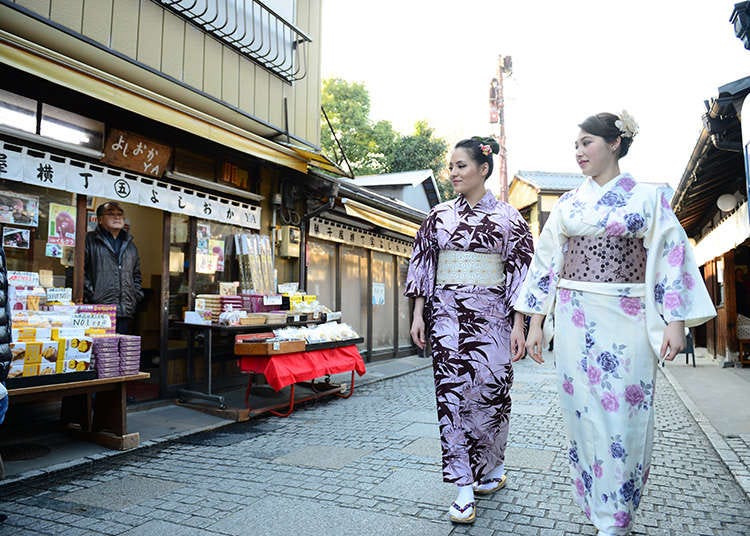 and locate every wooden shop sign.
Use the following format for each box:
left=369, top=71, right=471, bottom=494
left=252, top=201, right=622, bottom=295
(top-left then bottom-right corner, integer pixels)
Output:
left=102, top=128, right=171, bottom=178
